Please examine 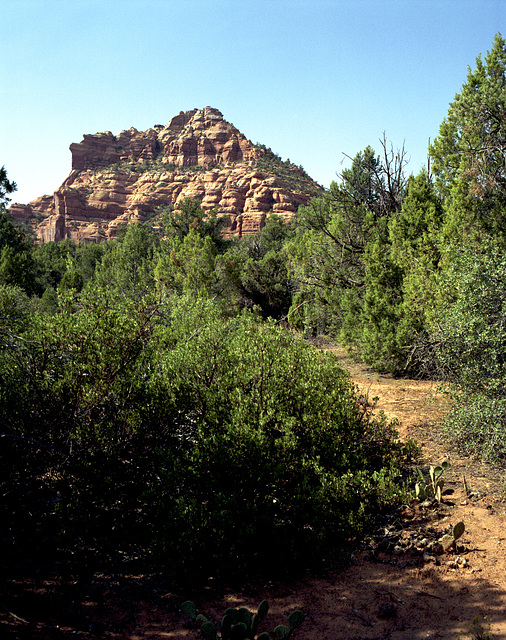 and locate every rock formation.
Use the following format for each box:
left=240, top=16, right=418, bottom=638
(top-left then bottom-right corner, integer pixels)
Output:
left=10, top=107, right=324, bottom=243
